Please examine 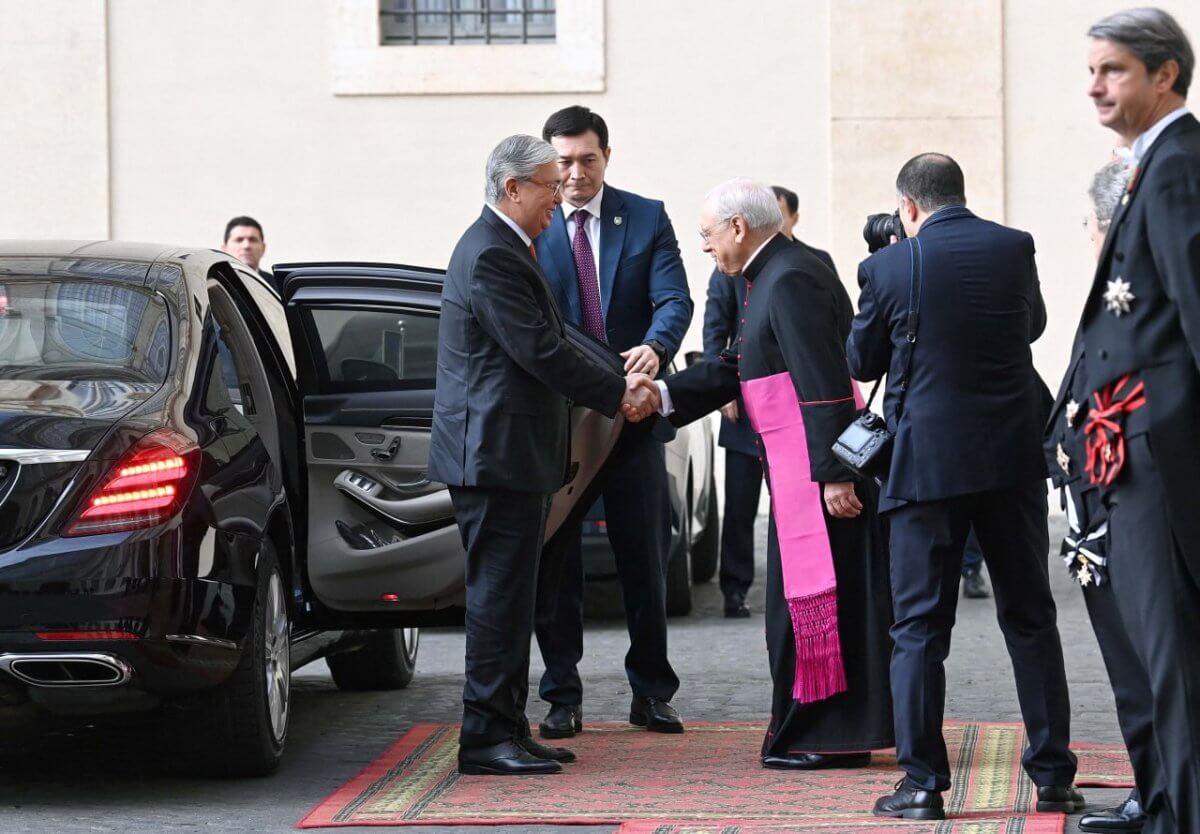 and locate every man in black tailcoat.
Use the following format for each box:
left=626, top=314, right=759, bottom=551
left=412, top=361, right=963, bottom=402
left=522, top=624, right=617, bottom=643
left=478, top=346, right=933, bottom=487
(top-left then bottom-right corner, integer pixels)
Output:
left=1050, top=10, right=1200, bottom=832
